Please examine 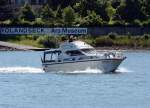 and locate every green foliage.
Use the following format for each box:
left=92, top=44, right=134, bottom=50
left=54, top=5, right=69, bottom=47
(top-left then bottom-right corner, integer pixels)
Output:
left=55, top=8, right=63, bottom=18
left=116, top=0, right=145, bottom=22
left=20, top=3, right=36, bottom=21
left=95, top=37, right=114, bottom=46
left=93, top=35, right=150, bottom=48
left=3, top=34, right=150, bottom=49
left=74, top=0, right=109, bottom=21
left=0, top=0, right=150, bottom=26
left=142, top=19, right=150, bottom=26
left=108, top=32, right=117, bottom=40
left=0, top=20, right=12, bottom=25
left=34, top=18, right=45, bottom=26
left=80, top=11, right=103, bottom=26
left=41, top=4, right=55, bottom=21
left=0, top=0, right=14, bottom=20
left=144, top=34, right=149, bottom=40
left=142, top=0, right=150, bottom=18
left=133, top=19, right=142, bottom=26
left=73, top=0, right=87, bottom=17
left=11, top=17, right=20, bottom=25
left=110, top=20, right=125, bottom=26
left=36, top=36, right=57, bottom=48
left=111, top=0, right=121, bottom=8
left=19, top=19, right=33, bottom=25
left=128, top=35, right=131, bottom=39
left=106, top=1, right=116, bottom=23
left=63, top=6, right=75, bottom=26
left=61, top=36, right=67, bottom=41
